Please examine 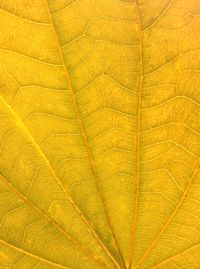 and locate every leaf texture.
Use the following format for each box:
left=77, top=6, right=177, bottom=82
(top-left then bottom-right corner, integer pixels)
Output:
left=0, top=0, right=200, bottom=269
